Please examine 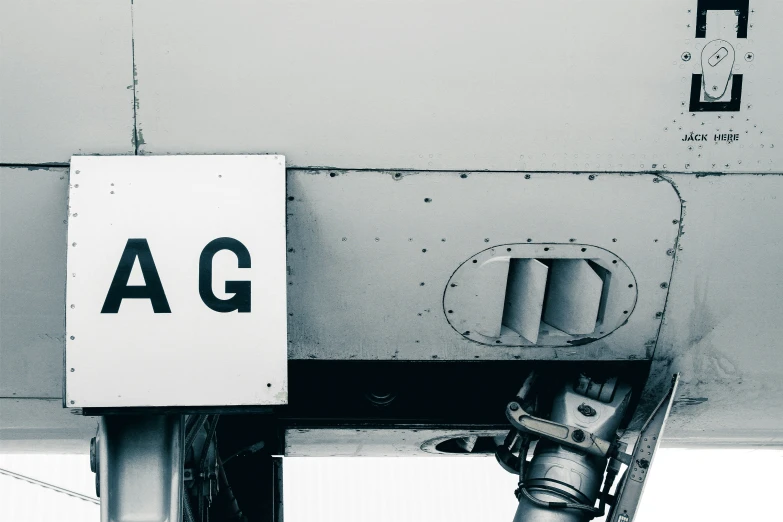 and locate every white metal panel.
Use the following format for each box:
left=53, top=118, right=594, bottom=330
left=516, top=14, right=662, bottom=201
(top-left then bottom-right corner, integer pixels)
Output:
left=131, top=0, right=783, bottom=172
left=64, top=156, right=287, bottom=407
left=0, top=0, right=135, bottom=163
left=0, top=167, right=68, bottom=398
left=287, top=171, right=681, bottom=361
left=648, top=174, right=783, bottom=446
